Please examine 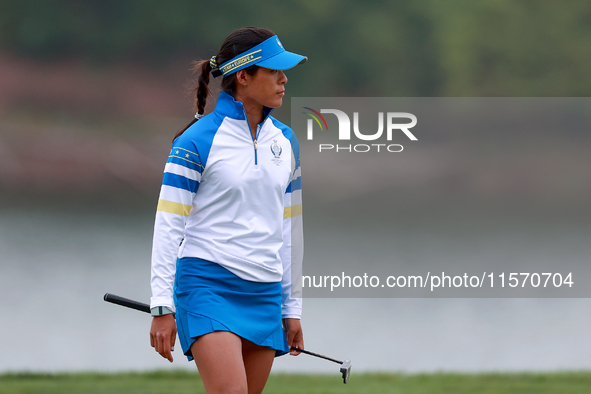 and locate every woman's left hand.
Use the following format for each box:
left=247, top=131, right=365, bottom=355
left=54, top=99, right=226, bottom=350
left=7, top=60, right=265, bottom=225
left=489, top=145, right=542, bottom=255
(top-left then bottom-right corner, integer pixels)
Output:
left=283, top=318, right=304, bottom=355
